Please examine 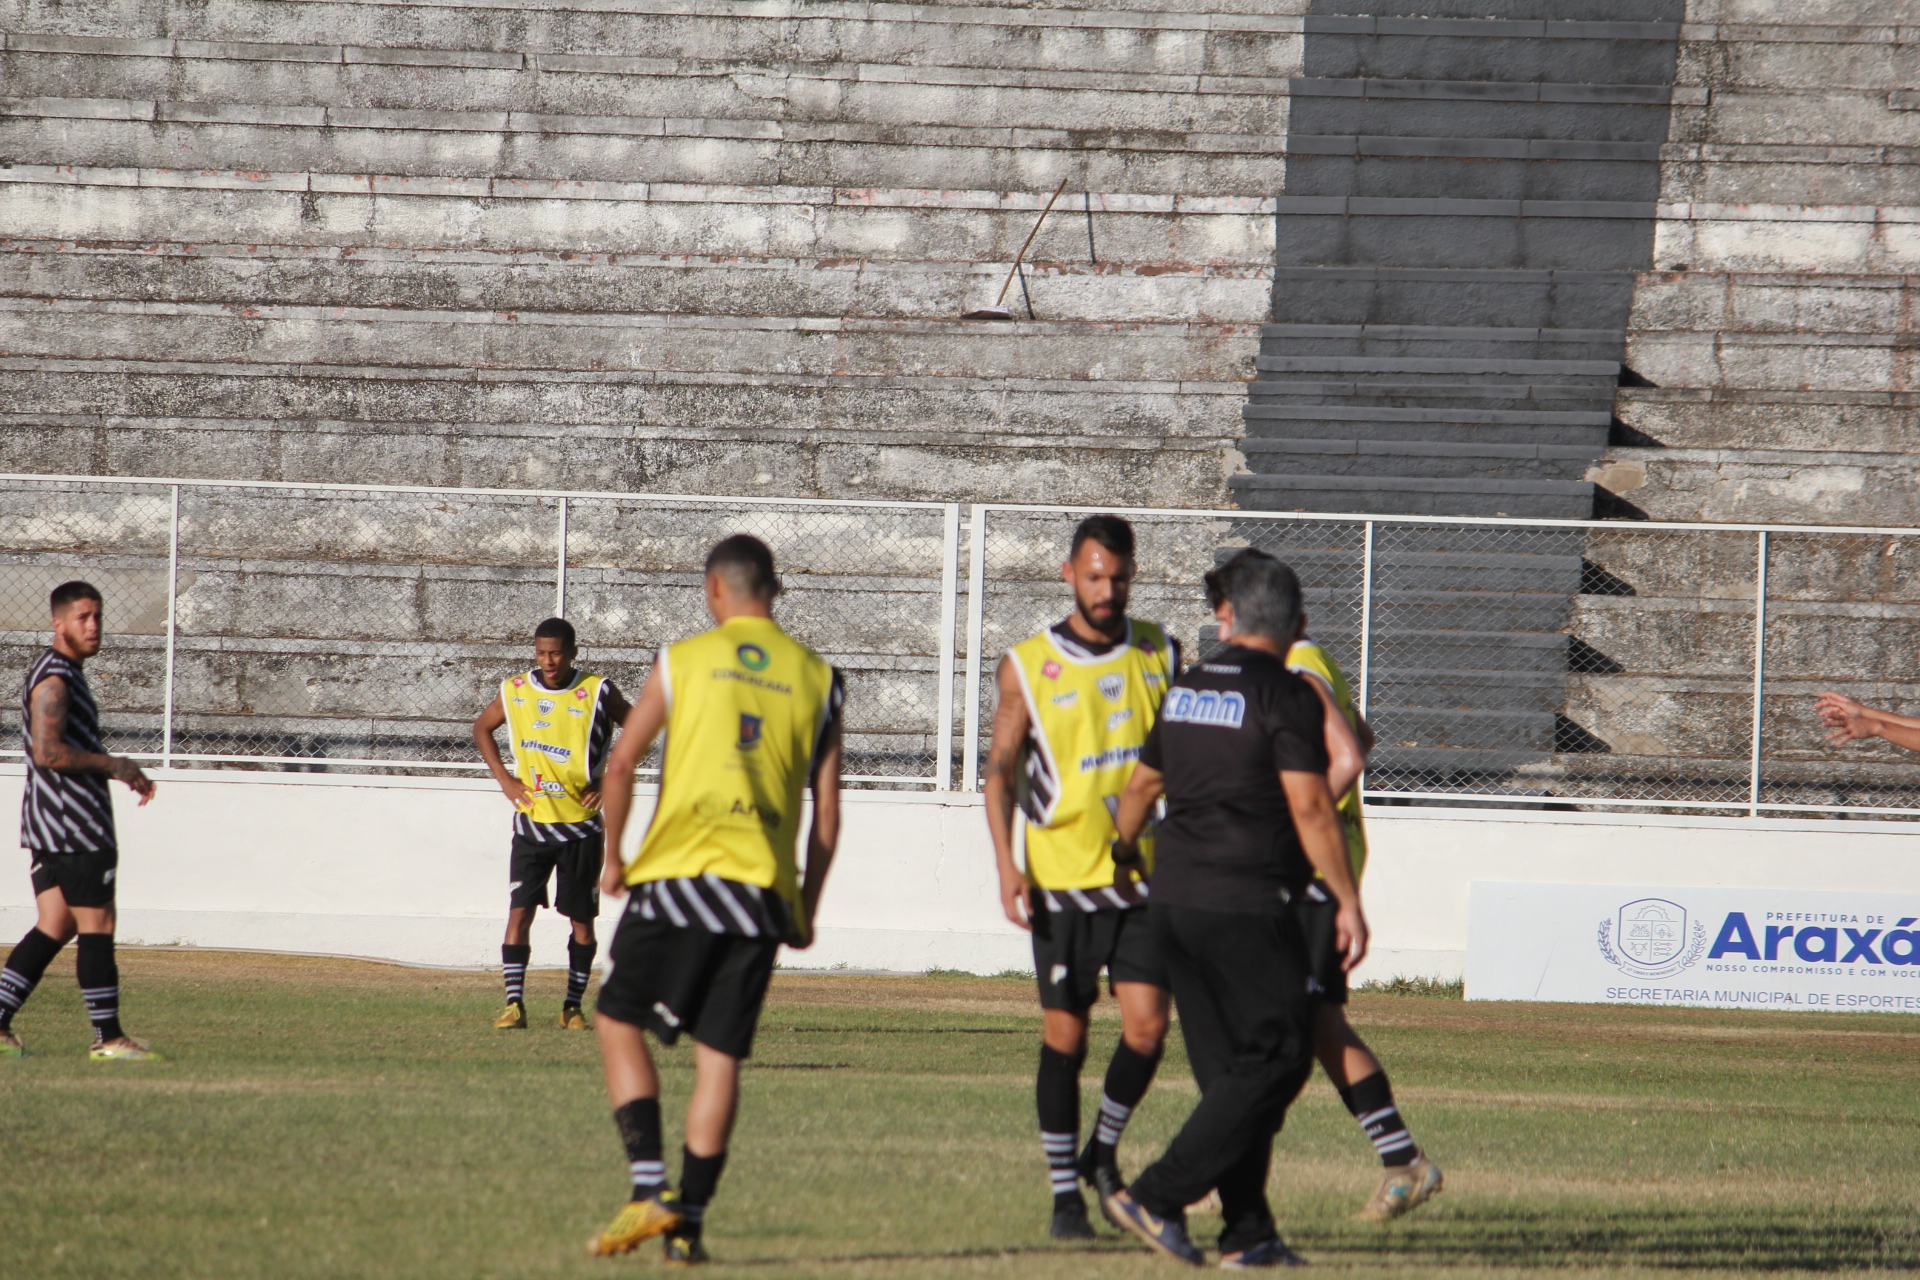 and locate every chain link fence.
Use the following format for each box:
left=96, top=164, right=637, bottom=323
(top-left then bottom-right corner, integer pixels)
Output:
left=965, top=505, right=1920, bottom=820
left=4, top=478, right=1917, bottom=816
left=0, top=477, right=958, bottom=787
